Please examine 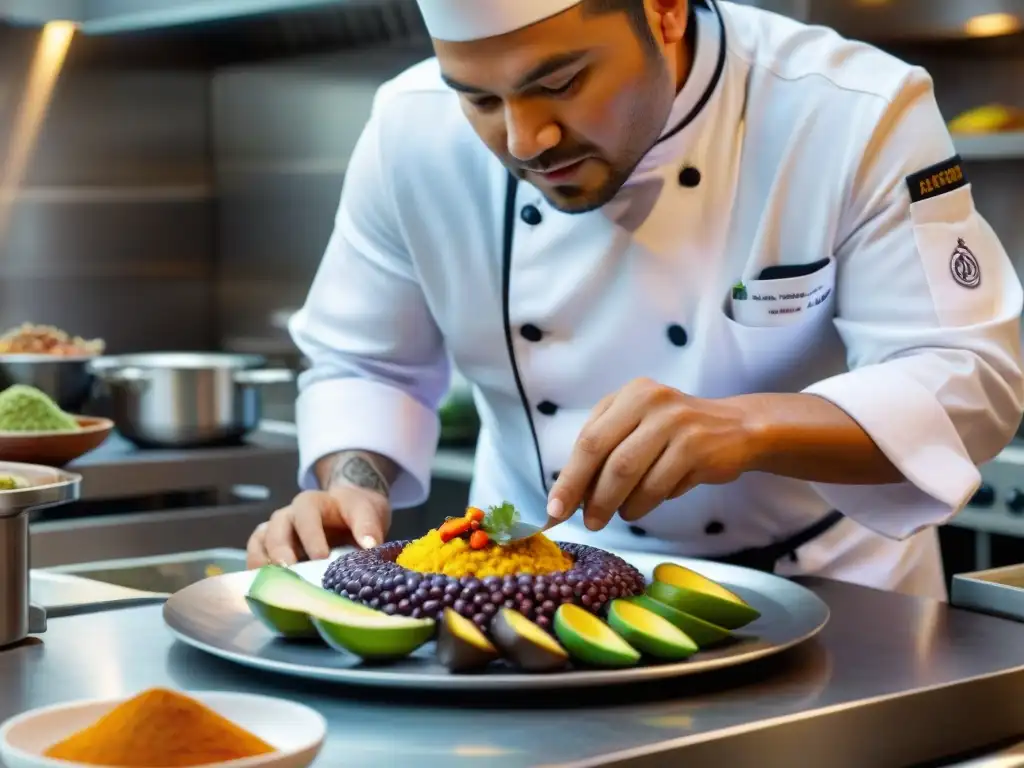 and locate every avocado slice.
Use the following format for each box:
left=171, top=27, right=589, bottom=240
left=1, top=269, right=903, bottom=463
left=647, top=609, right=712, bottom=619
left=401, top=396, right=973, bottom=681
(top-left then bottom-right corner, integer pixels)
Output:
left=436, top=608, right=500, bottom=672
left=491, top=608, right=570, bottom=673
left=313, top=612, right=435, bottom=662
left=648, top=562, right=761, bottom=630
left=627, top=594, right=732, bottom=648
left=553, top=604, right=640, bottom=668
left=246, top=564, right=380, bottom=639
left=315, top=610, right=436, bottom=663
left=606, top=599, right=698, bottom=661
left=244, top=597, right=319, bottom=640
